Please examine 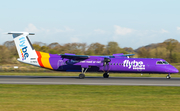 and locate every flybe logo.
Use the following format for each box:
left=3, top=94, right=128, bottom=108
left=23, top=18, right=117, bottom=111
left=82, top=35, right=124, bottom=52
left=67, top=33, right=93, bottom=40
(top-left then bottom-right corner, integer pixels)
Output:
left=19, top=37, right=29, bottom=60
left=123, top=60, right=145, bottom=70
